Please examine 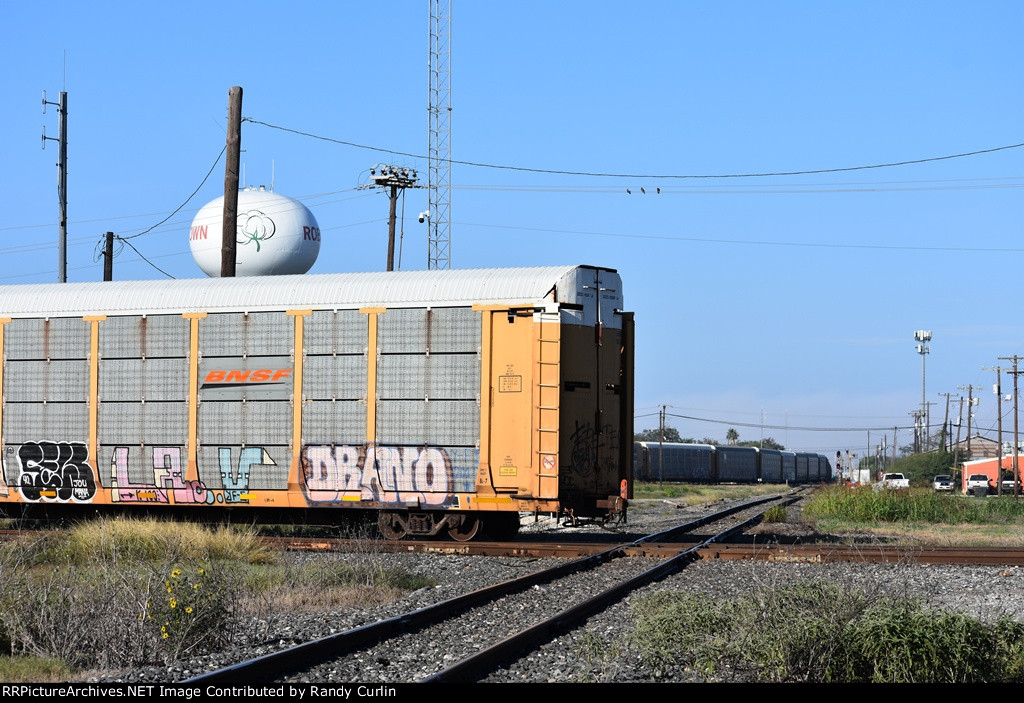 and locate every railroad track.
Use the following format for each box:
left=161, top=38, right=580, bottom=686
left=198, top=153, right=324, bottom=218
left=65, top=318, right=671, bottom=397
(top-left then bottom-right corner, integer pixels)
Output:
left=181, top=493, right=788, bottom=684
